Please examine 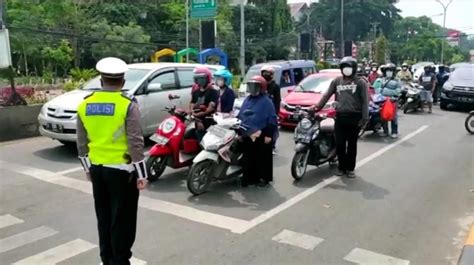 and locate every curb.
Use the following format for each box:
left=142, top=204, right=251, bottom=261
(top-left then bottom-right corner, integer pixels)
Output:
left=458, top=224, right=474, bottom=265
